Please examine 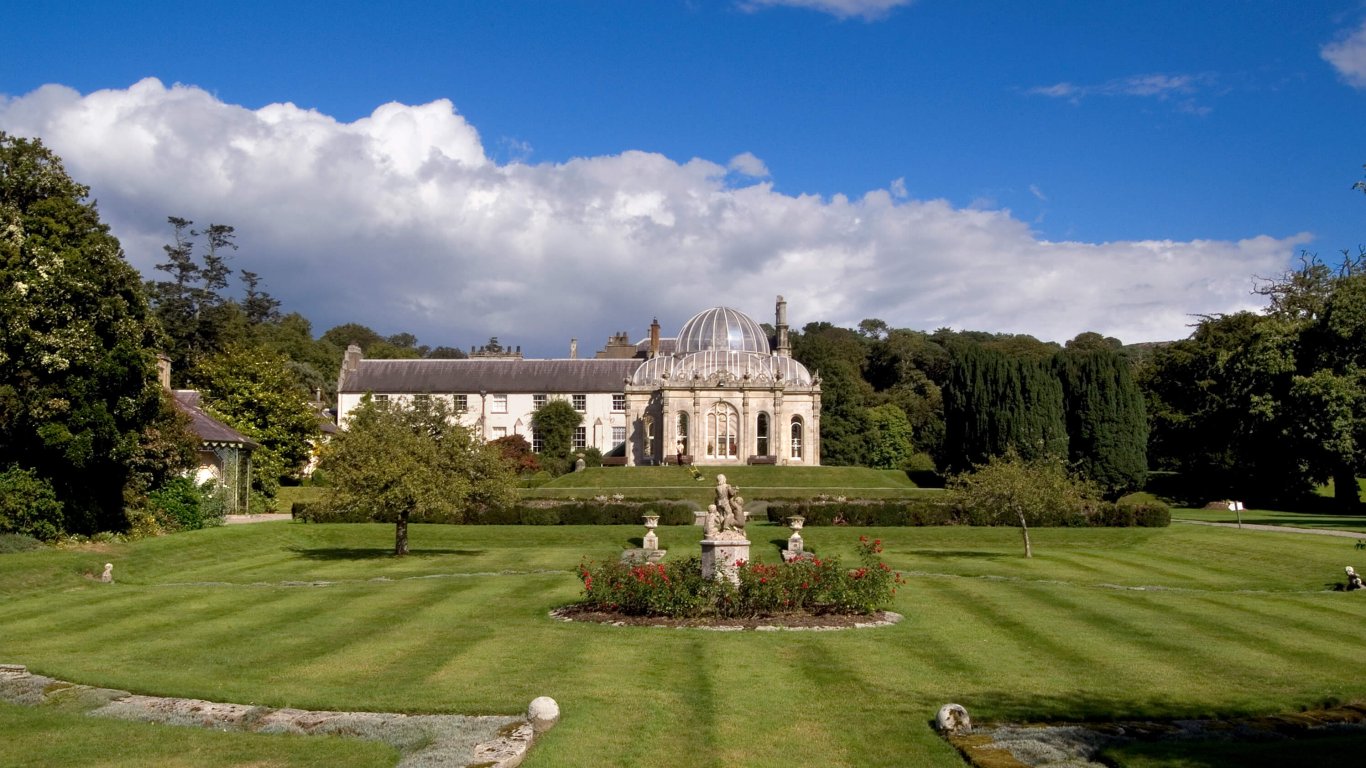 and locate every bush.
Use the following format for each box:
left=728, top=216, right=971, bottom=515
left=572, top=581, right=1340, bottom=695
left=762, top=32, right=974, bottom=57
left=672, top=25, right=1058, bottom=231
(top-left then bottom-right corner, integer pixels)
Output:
left=0, top=533, right=46, bottom=554
left=575, top=537, right=902, bottom=618
left=0, top=466, right=65, bottom=540
left=147, top=477, right=226, bottom=531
